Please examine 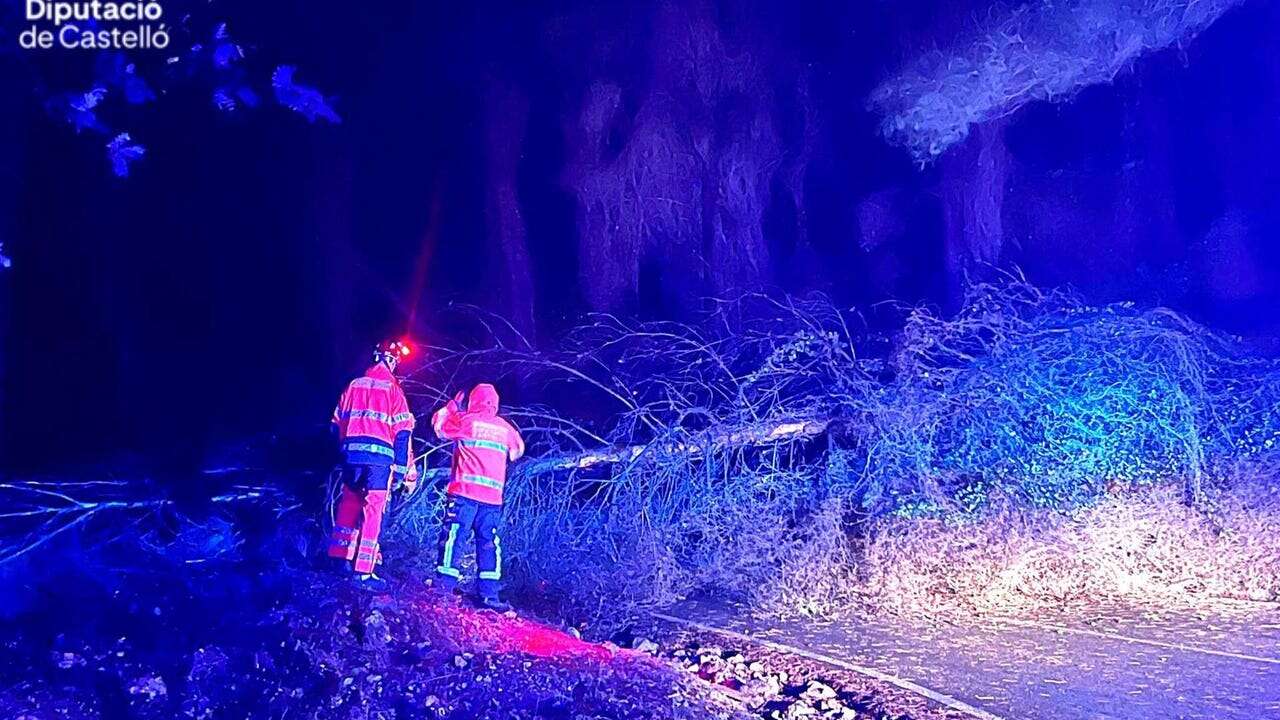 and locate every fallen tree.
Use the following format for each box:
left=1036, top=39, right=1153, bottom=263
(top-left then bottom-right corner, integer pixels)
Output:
left=11, top=279, right=1274, bottom=619
left=392, top=278, right=1280, bottom=619
left=3, top=276, right=1276, bottom=626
